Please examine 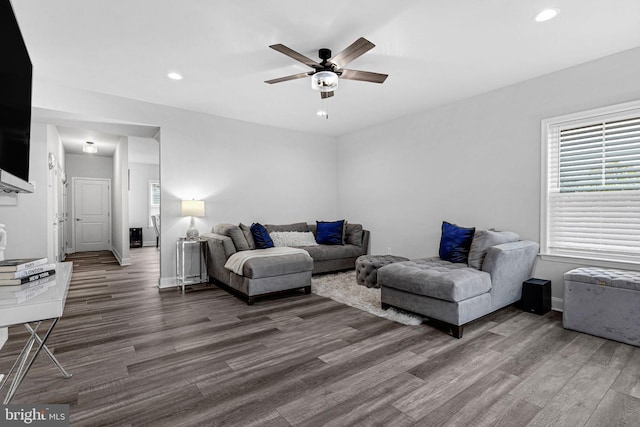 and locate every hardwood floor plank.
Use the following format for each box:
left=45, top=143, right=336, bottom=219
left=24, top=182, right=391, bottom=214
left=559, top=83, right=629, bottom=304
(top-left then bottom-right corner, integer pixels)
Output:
left=294, top=372, right=424, bottom=427
left=412, top=369, right=521, bottom=426
left=524, top=361, right=620, bottom=426
left=611, top=346, right=640, bottom=400
left=509, top=332, right=605, bottom=407
left=488, top=311, right=548, bottom=337
left=494, top=322, right=579, bottom=379
left=584, top=389, right=640, bottom=427
left=467, top=393, right=541, bottom=427
left=392, top=345, right=510, bottom=421
left=277, top=351, right=427, bottom=425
